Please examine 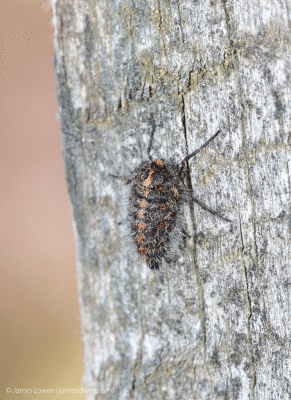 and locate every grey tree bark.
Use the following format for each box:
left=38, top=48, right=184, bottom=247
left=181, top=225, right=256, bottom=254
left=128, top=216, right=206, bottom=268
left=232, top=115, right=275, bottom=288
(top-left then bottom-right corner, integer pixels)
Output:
left=51, top=0, right=291, bottom=398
